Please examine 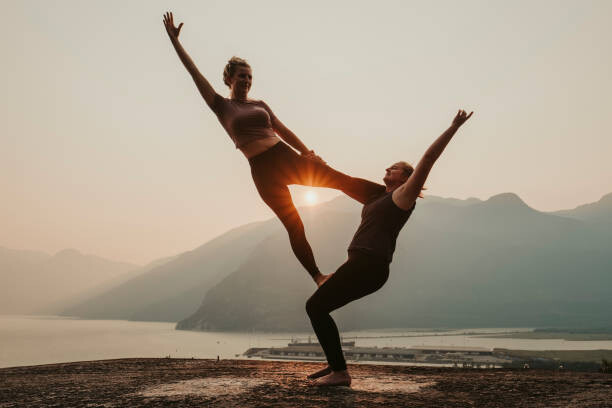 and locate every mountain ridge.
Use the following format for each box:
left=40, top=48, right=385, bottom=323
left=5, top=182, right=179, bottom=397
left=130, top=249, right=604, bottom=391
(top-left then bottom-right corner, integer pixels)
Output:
left=6, top=191, right=609, bottom=330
